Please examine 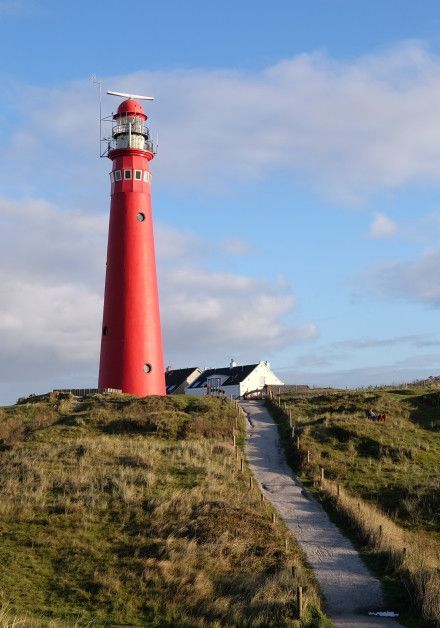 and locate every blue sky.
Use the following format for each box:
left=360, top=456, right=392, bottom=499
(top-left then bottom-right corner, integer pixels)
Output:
left=2, top=0, right=440, bottom=403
